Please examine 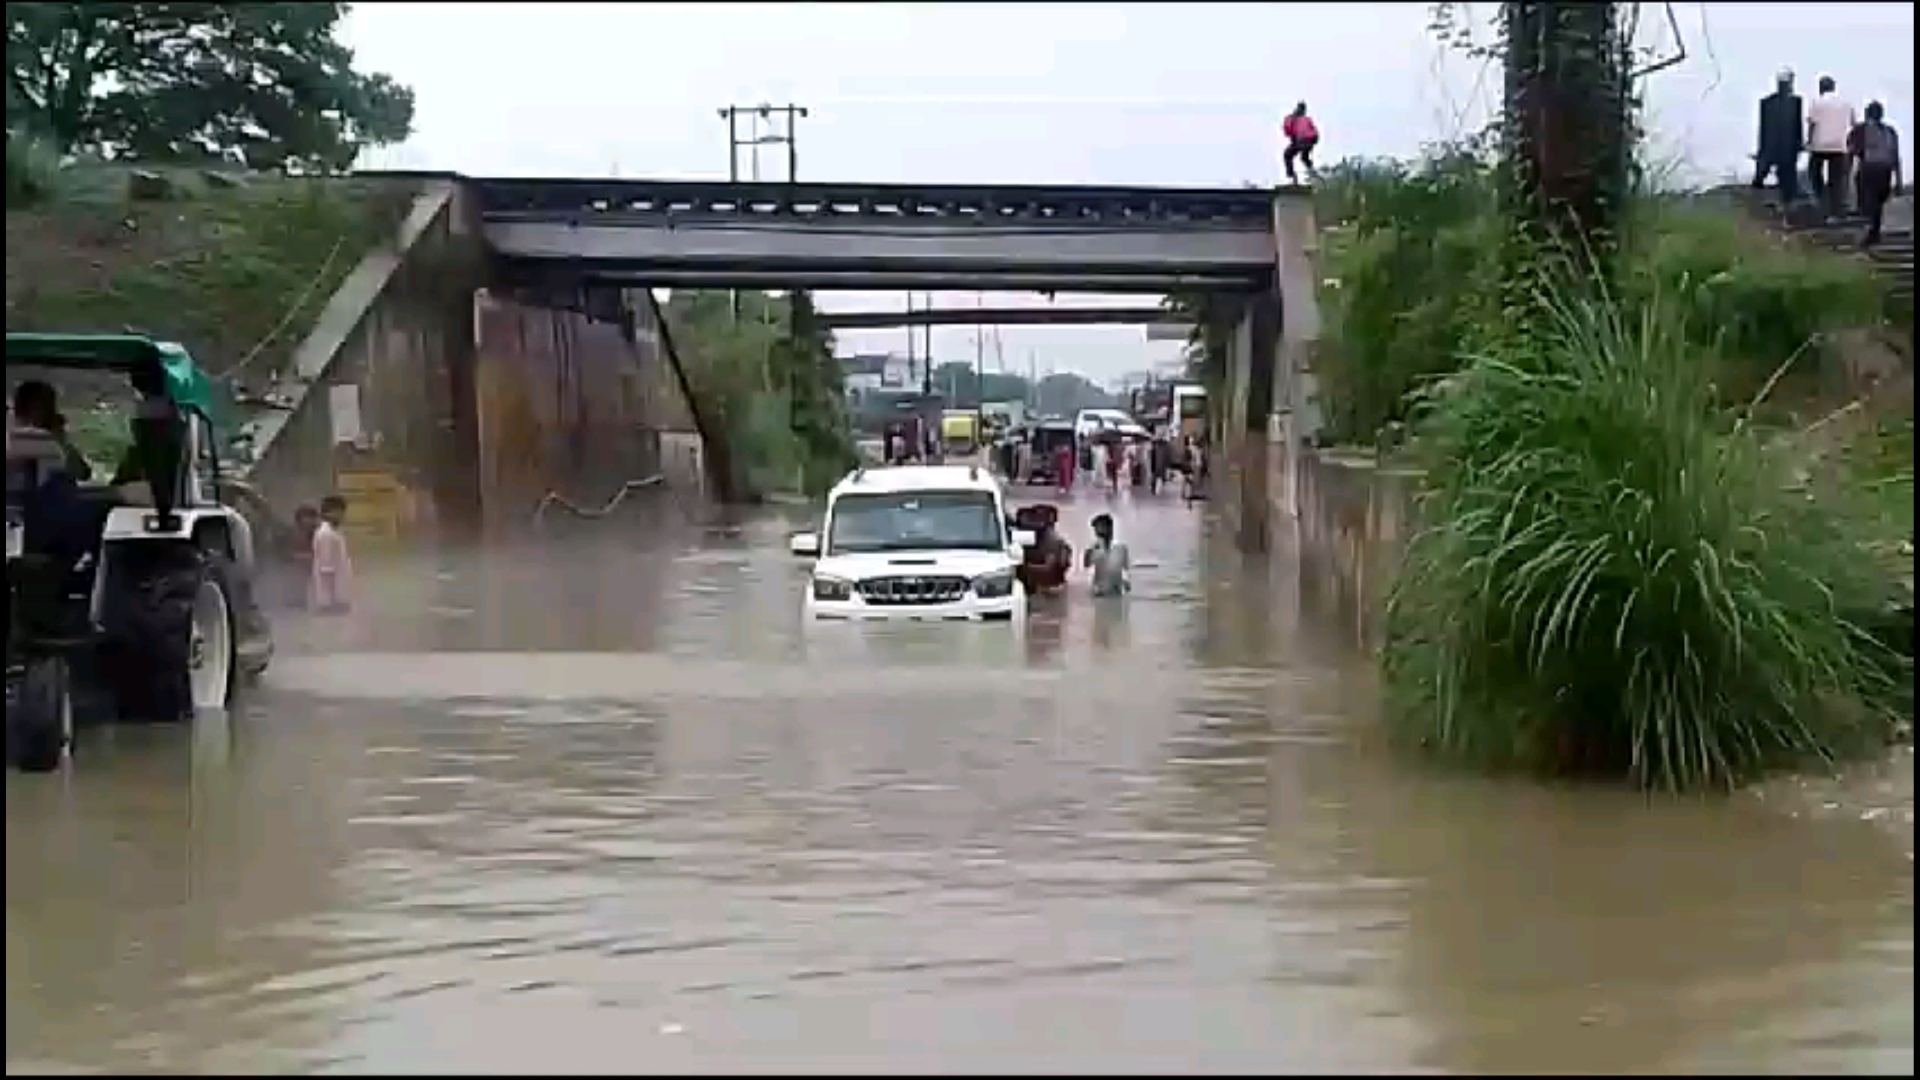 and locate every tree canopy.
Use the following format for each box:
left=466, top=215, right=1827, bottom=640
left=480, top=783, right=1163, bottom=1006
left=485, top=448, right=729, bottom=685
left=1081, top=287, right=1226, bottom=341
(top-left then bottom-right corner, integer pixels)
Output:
left=7, top=2, right=413, bottom=171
